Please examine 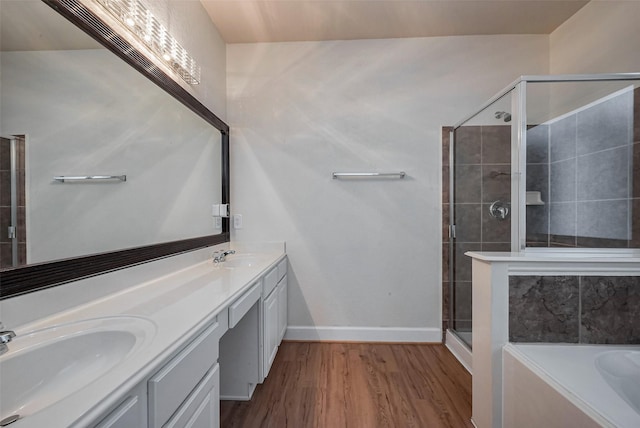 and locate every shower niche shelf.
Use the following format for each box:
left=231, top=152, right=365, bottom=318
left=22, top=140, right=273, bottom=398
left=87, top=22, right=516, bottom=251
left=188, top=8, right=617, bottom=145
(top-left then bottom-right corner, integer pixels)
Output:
left=525, top=191, right=544, bottom=206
